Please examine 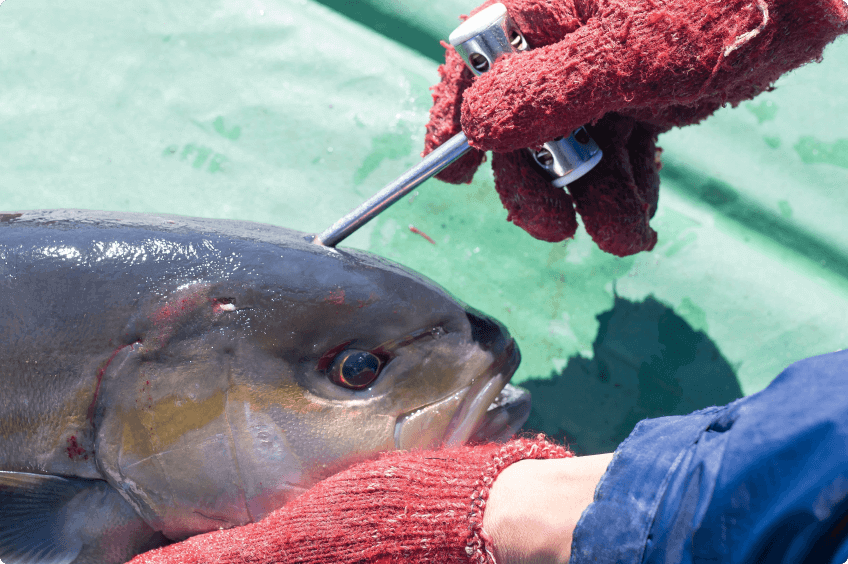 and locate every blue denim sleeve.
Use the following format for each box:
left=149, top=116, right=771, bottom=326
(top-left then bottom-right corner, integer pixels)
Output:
left=569, top=349, right=848, bottom=564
